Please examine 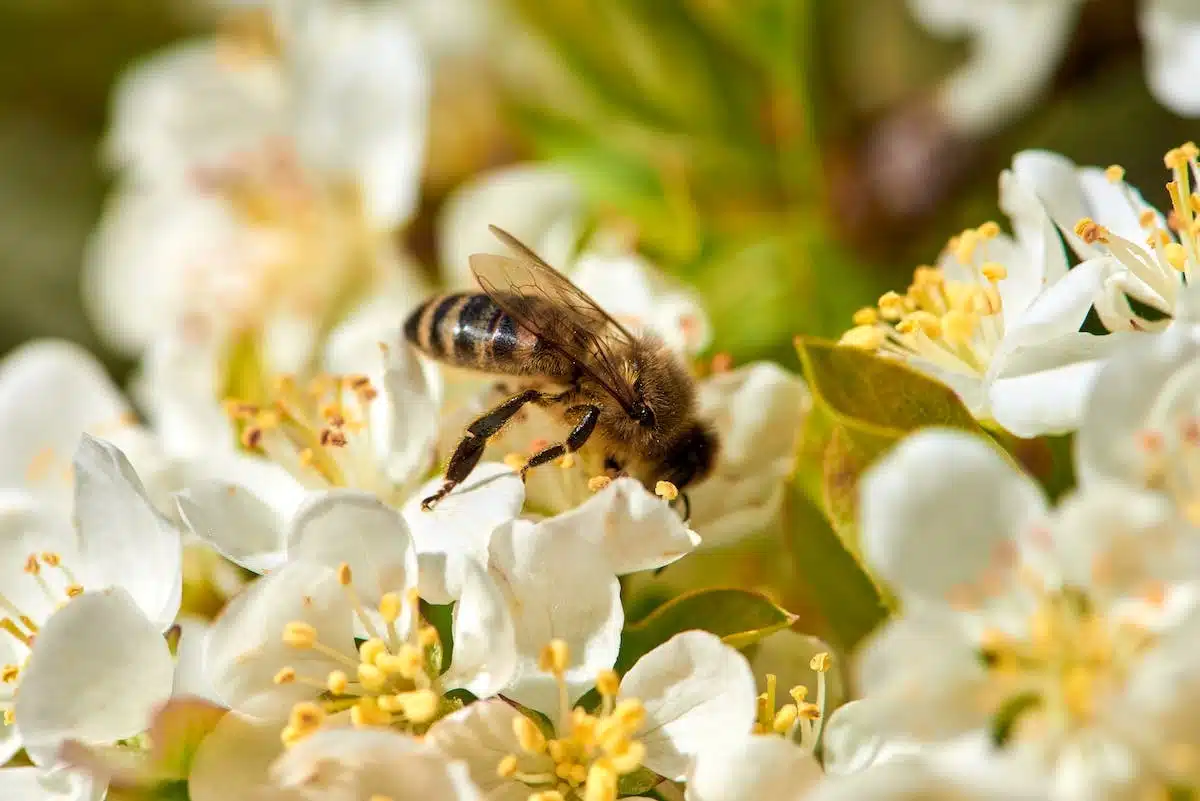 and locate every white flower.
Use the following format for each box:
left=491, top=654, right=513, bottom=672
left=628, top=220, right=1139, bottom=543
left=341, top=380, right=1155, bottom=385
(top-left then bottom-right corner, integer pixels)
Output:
left=0, top=437, right=182, bottom=797
left=841, top=162, right=1118, bottom=437
left=684, top=735, right=822, bottom=801
left=1009, top=144, right=1200, bottom=334
left=86, top=0, right=430, bottom=368
left=0, top=340, right=173, bottom=518
left=907, top=0, right=1200, bottom=133
left=427, top=631, right=759, bottom=798
left=176, top=339, right=523, bottom=601
left=202, top=495, right=517, bottom=723
left=854, top=428, right=1200, bottom=799
left=1075, top=323, right=1200, bottom=527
